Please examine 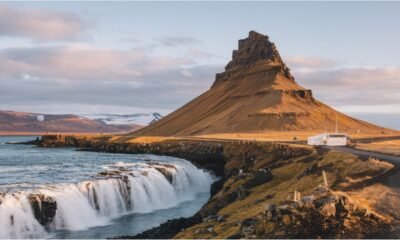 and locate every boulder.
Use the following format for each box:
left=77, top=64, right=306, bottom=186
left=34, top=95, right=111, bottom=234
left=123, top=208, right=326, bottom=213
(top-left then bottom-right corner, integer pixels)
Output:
left=319, top=202, right=336, bottom=217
